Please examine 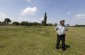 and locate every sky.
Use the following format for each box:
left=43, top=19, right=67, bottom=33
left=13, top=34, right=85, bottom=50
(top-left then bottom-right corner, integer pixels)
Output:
left=0, top=0, right=85, bottom=25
